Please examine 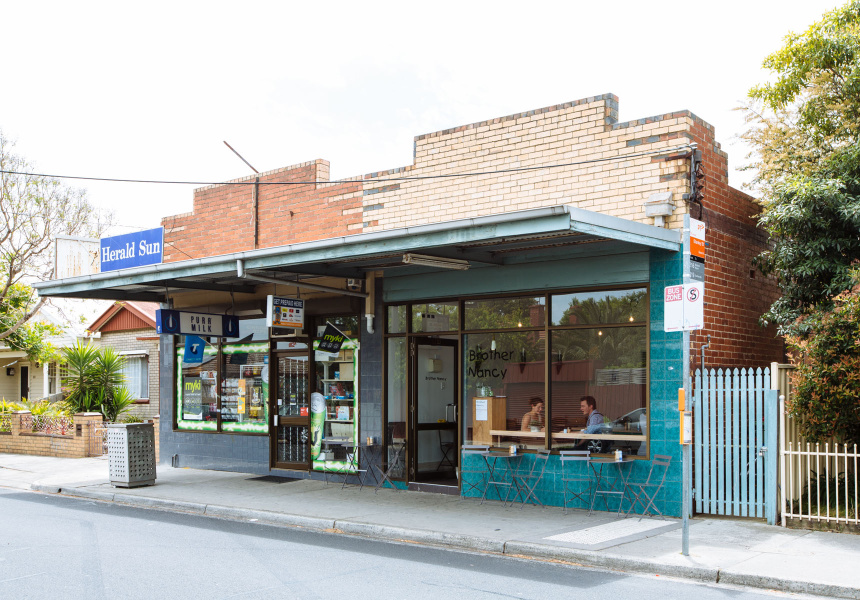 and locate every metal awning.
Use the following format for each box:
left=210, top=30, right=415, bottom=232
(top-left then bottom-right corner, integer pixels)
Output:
left=33, top=205, right=680, bottom=303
